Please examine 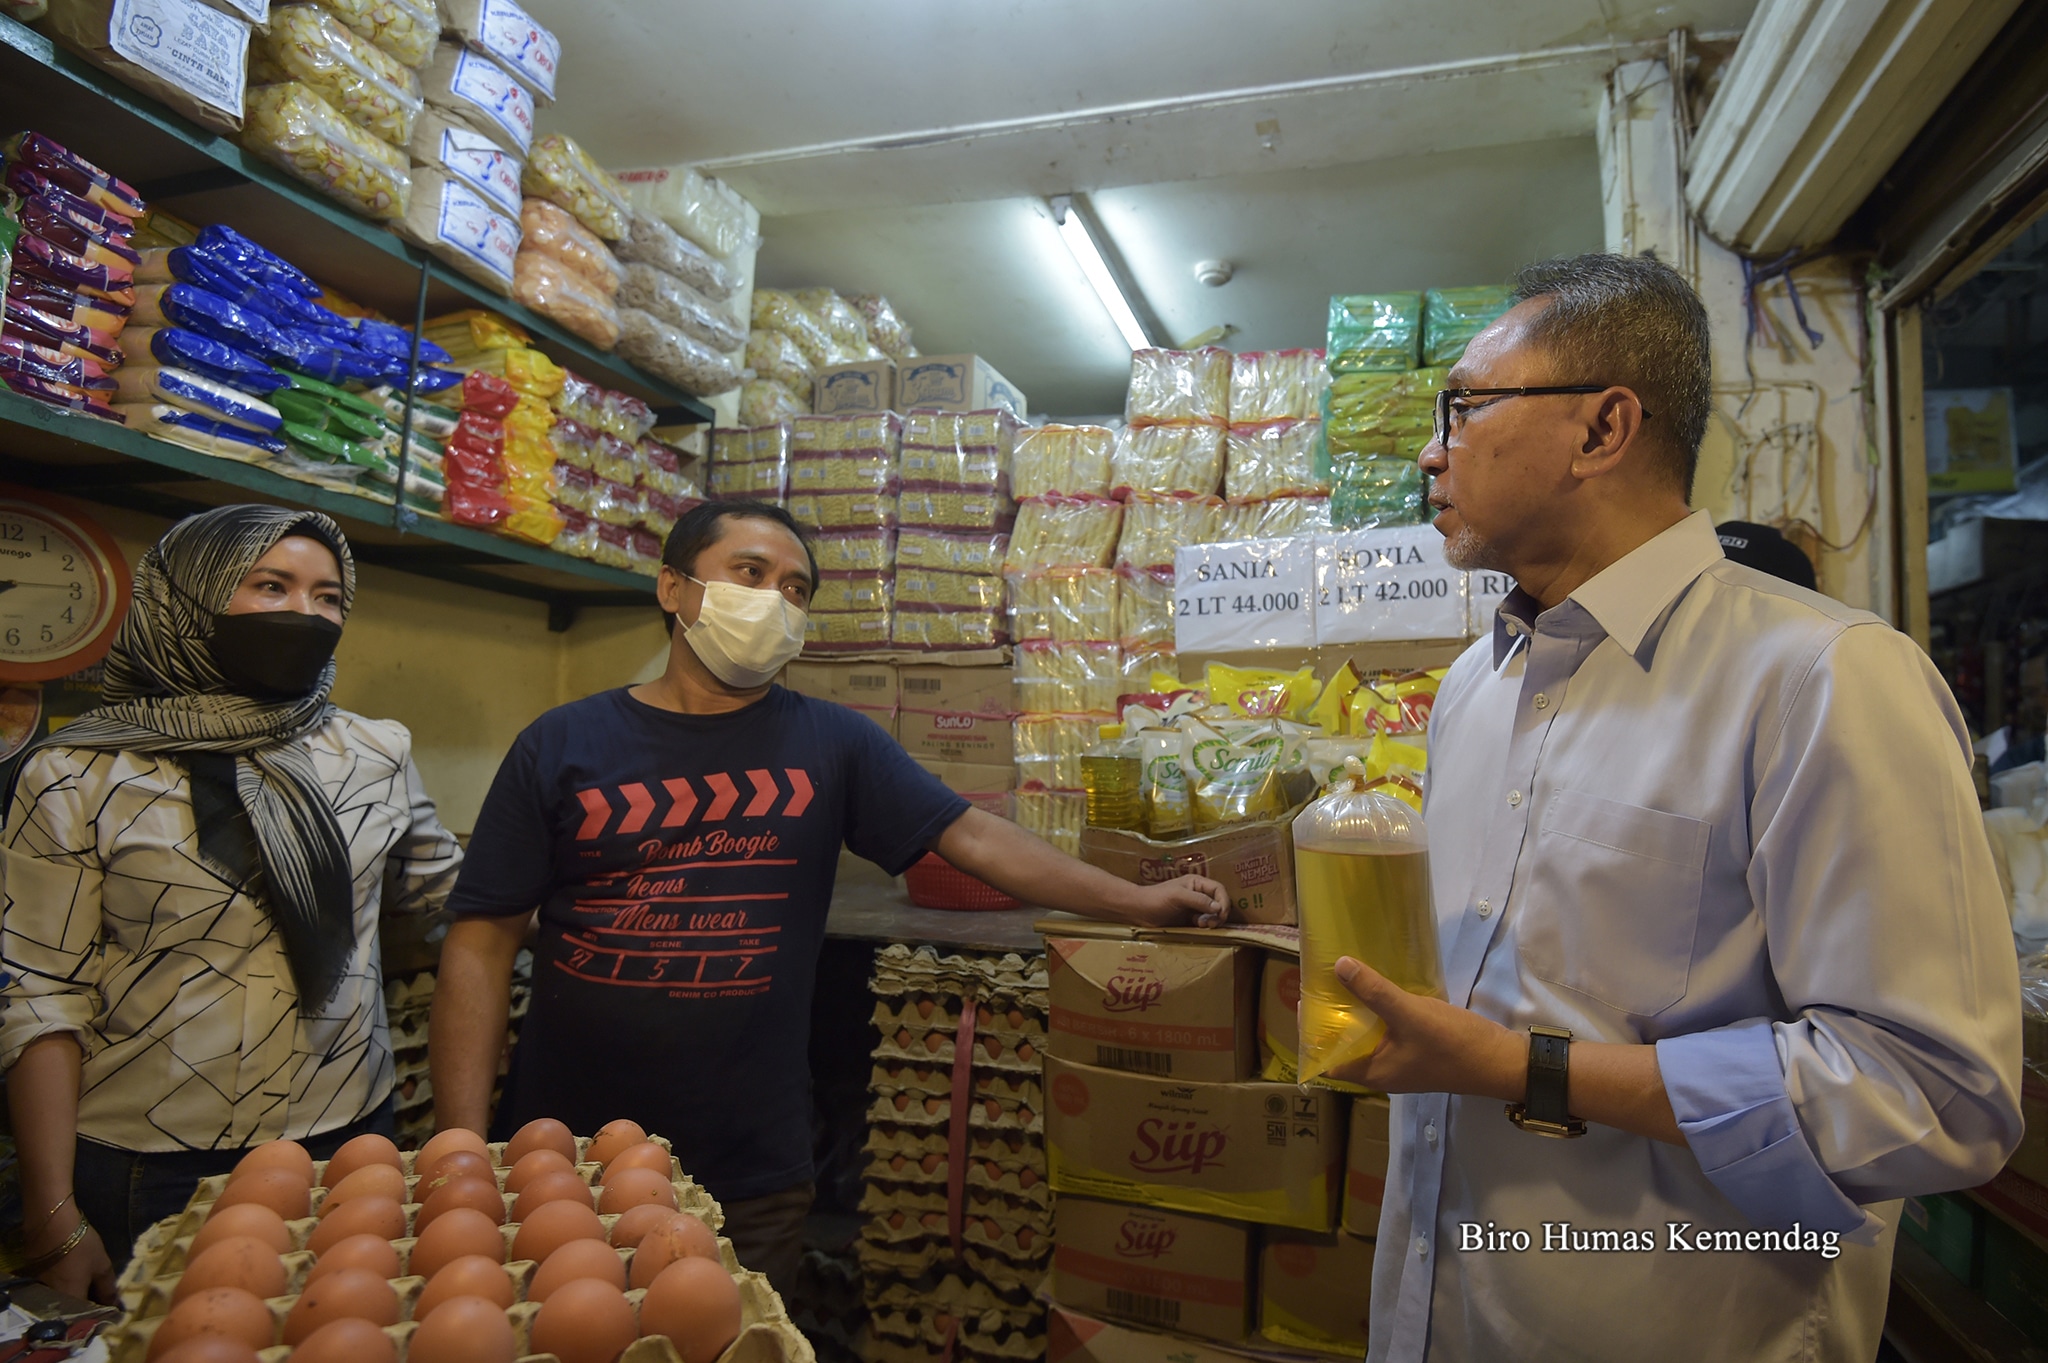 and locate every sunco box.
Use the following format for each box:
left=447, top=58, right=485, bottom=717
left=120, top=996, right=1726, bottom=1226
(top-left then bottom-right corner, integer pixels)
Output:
left=1051, top=1196, right=1253, bottom=1343
left=1343, top=1095, right=1391, bottom=1237
left=898, top=708, right=1016, bottom=767
left=1080, top=817, right=1299, bottom=925
left=1045, top=1055, right=1344, bottom=1230
left=1046, top=1305, right=1246, bottom=1363
left=898, top=352, right=1028, bottom=416
left=1259, top=1229, right=1376, bottom=1357
left=897, top=663, right=1017, bottom=717
left=1259, top=953, right=1300, bottom=1081
left=813, top=359, right=896, bottom=414
left=1047, top=939, right=1257, bottom=1082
